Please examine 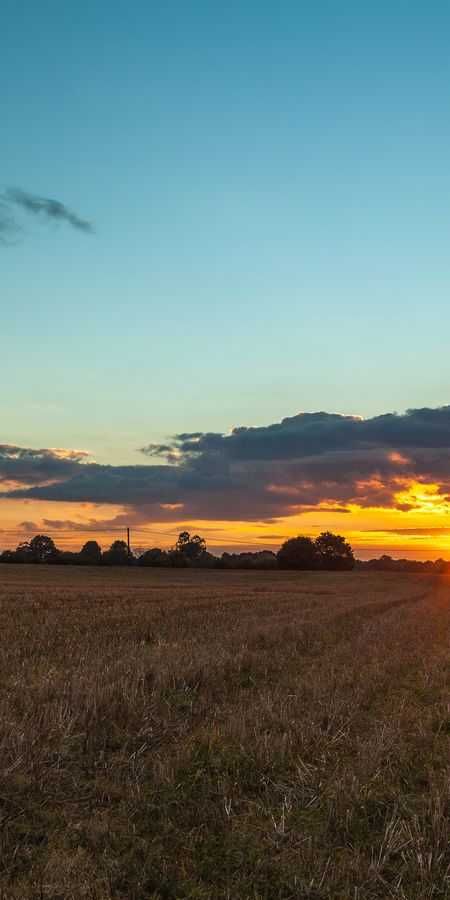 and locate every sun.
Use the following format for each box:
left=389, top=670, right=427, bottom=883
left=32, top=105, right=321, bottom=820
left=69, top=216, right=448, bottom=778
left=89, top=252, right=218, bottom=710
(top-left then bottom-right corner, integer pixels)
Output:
left=394, top=481, right=450, bottom=516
